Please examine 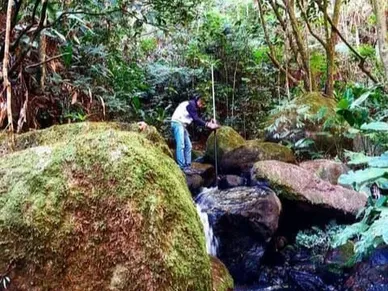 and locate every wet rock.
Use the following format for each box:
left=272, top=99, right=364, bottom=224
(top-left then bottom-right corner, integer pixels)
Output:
left=197, top=186, right=281, bottom=284
left=252, top=161, right=367, bottom=216
left=218, top=175, right=247, bottom=190
left=288, top=270, right=331, bottom=291
left=344, top=246, right=388, bottom=291
left=300, top=160, right=349, bottom=185
left=192, top=162, right=216, bottom=187
left=186, top=163, right=216, bottom=194
left=186, top=174, right=204, bottom=194
left=220, top=141, right=295, bottom=175
left=205, top=126, right=245, bottom=163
